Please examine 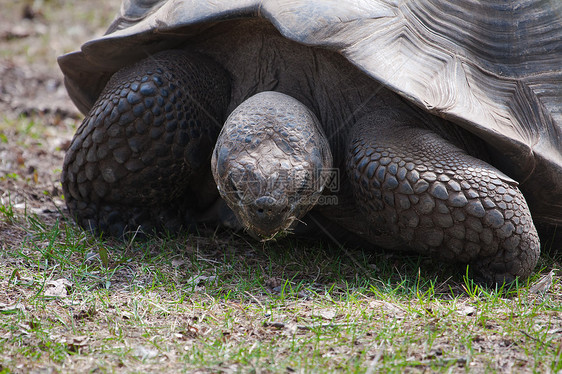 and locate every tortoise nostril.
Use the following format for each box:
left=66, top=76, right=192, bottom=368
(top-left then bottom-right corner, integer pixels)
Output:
left=253, top=196, right=286, bottom=217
